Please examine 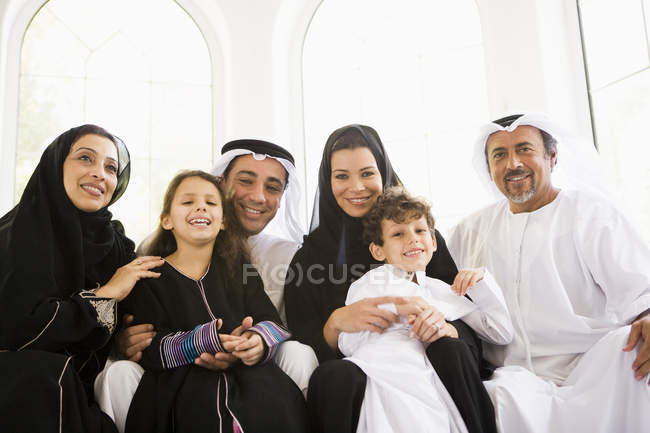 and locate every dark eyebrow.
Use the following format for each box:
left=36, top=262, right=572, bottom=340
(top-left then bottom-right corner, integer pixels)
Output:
left=235, top=170, right=258, bottom=178
left=74, top=146, right=118, bottom=164
left=332, top=166, right=376, bottom=173
left=266, top=176, right=284, bottom=186
left=490, top=146, right=506, bottom=156
left=237, top=170, right=284, bottom=187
